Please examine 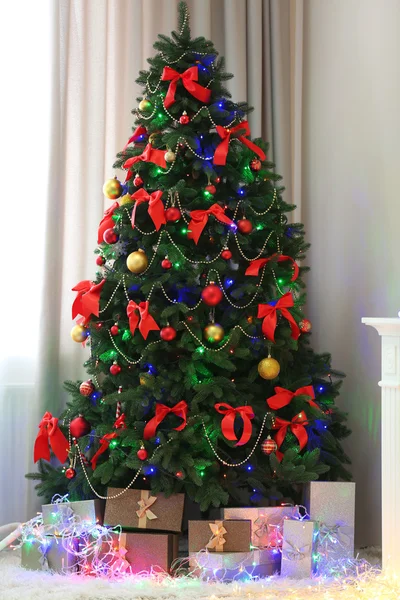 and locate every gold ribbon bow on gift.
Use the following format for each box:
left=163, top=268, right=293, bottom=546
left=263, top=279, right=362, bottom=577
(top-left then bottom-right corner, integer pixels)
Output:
left=283, top=539, right=311, bottom=562
left=206, top=521, right=227, bottom=552
left=136, top=491, right=158, bottom=528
